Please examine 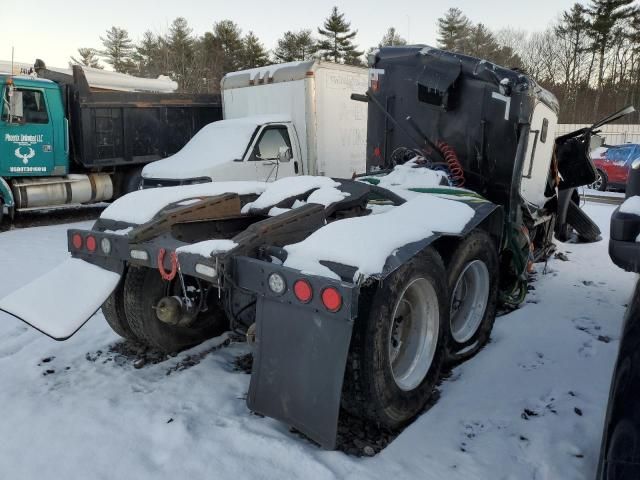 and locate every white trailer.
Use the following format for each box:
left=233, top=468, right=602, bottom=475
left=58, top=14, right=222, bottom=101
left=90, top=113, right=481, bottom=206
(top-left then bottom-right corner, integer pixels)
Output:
left=141, top=60, right=368, bottom=185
